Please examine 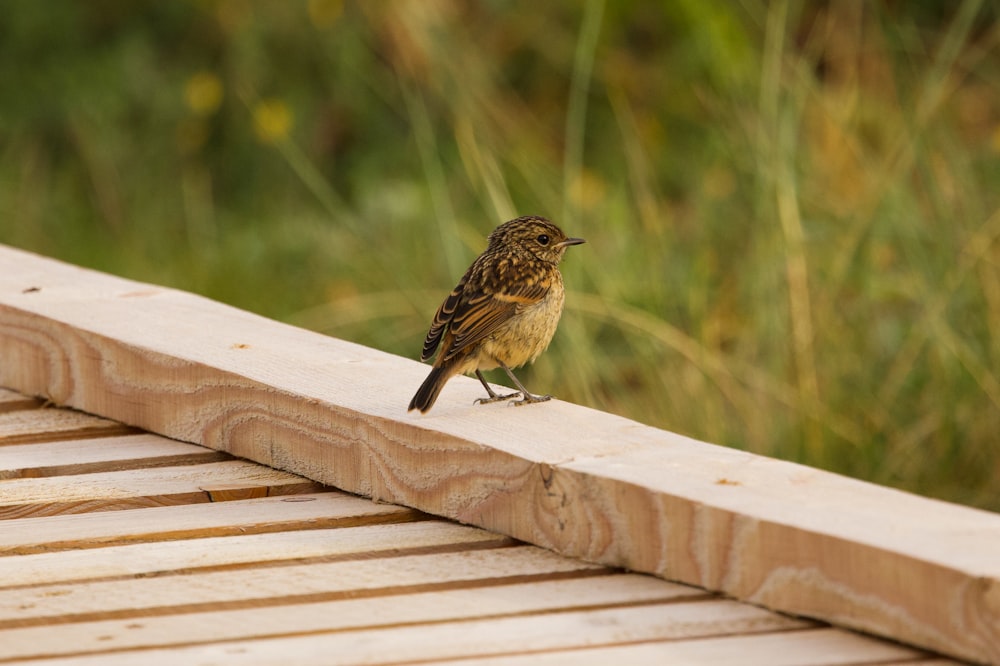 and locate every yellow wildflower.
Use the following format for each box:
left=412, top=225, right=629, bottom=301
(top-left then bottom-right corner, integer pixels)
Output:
left=184, top=71, right=223, bottom=116
left=253, top=99, right=293, bottom=144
